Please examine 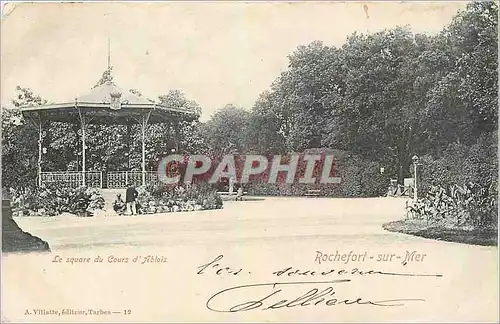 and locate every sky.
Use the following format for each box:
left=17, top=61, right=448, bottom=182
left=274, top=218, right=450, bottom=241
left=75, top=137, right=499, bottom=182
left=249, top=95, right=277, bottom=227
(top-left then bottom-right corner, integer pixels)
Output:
left=1, top=1, right=467, bottom=121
